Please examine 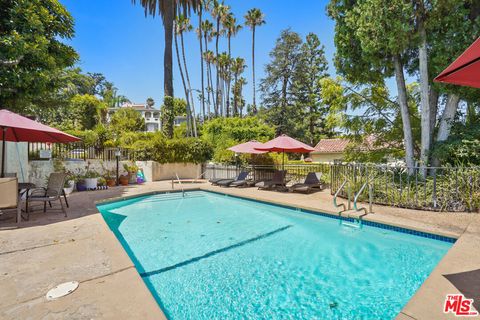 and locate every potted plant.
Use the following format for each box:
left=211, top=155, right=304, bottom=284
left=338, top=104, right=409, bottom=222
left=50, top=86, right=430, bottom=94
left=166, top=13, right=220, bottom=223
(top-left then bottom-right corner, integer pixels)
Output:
left=104, top=170, right=116, bottom=187
left=63, top=171, right=76, bottom=195
left=119, top=174, right=129, bottom=186
left=101, top=162, right=117, bottom=187
left=84, top=170, right=99, bottom=190
left=76, top=173, right=87, bottom=192
left=123, top=162, right=139, bottom=184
